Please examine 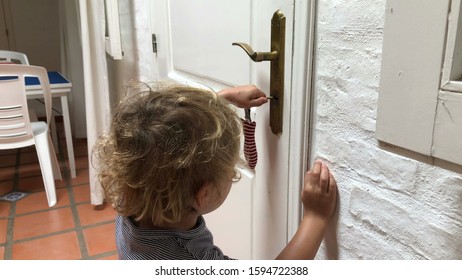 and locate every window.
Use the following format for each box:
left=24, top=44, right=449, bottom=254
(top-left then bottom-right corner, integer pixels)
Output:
left=376, top=0, right=462, bottom=166
left=104, top=0, right=122, bottom=60
left=442, top=0, right=462, bottom=92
